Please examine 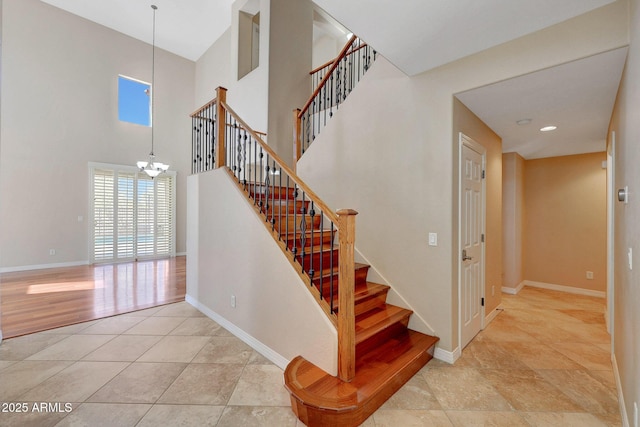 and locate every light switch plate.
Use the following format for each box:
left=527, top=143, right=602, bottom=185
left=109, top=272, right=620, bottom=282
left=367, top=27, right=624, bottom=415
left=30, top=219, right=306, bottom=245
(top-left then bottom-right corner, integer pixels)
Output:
left=428, top=233, right=438, bottom=246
